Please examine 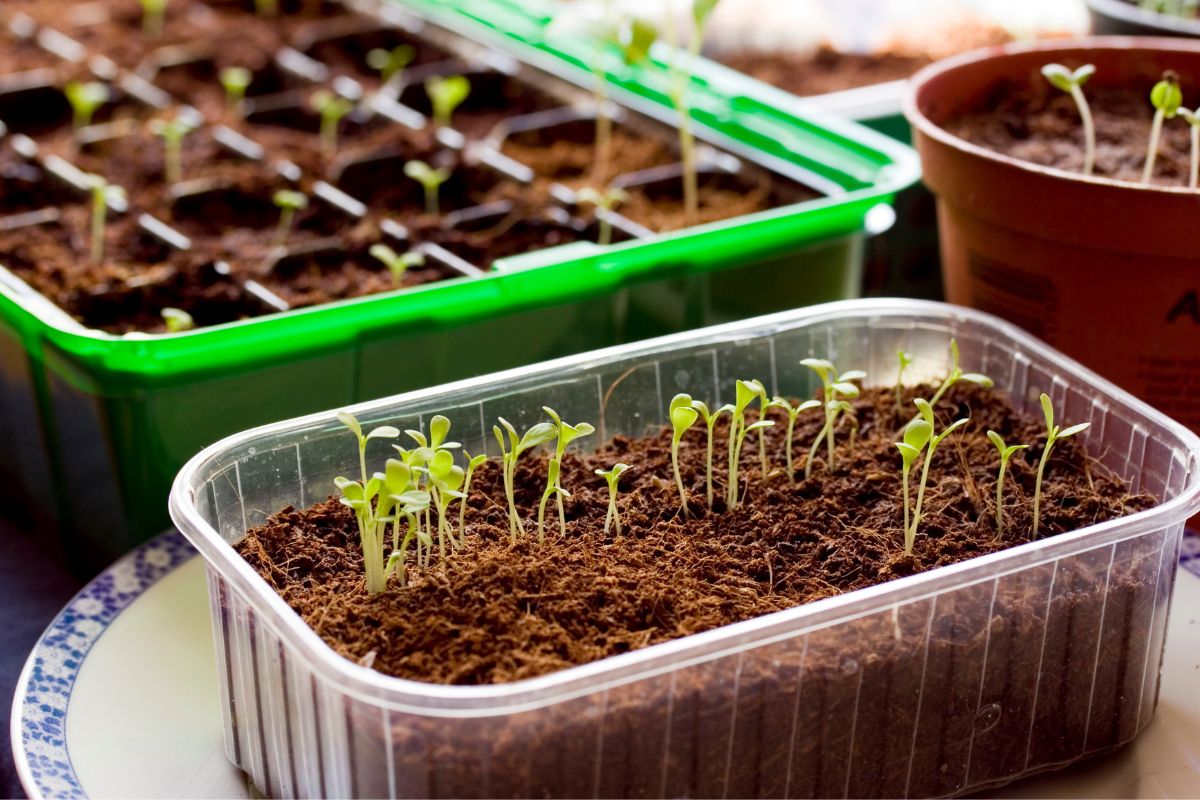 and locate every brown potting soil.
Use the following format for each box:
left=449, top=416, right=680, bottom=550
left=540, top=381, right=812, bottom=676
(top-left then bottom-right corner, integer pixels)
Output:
left=718, top=47, right=933, bottom=97
left=500, top=124, right=678, bottom=188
